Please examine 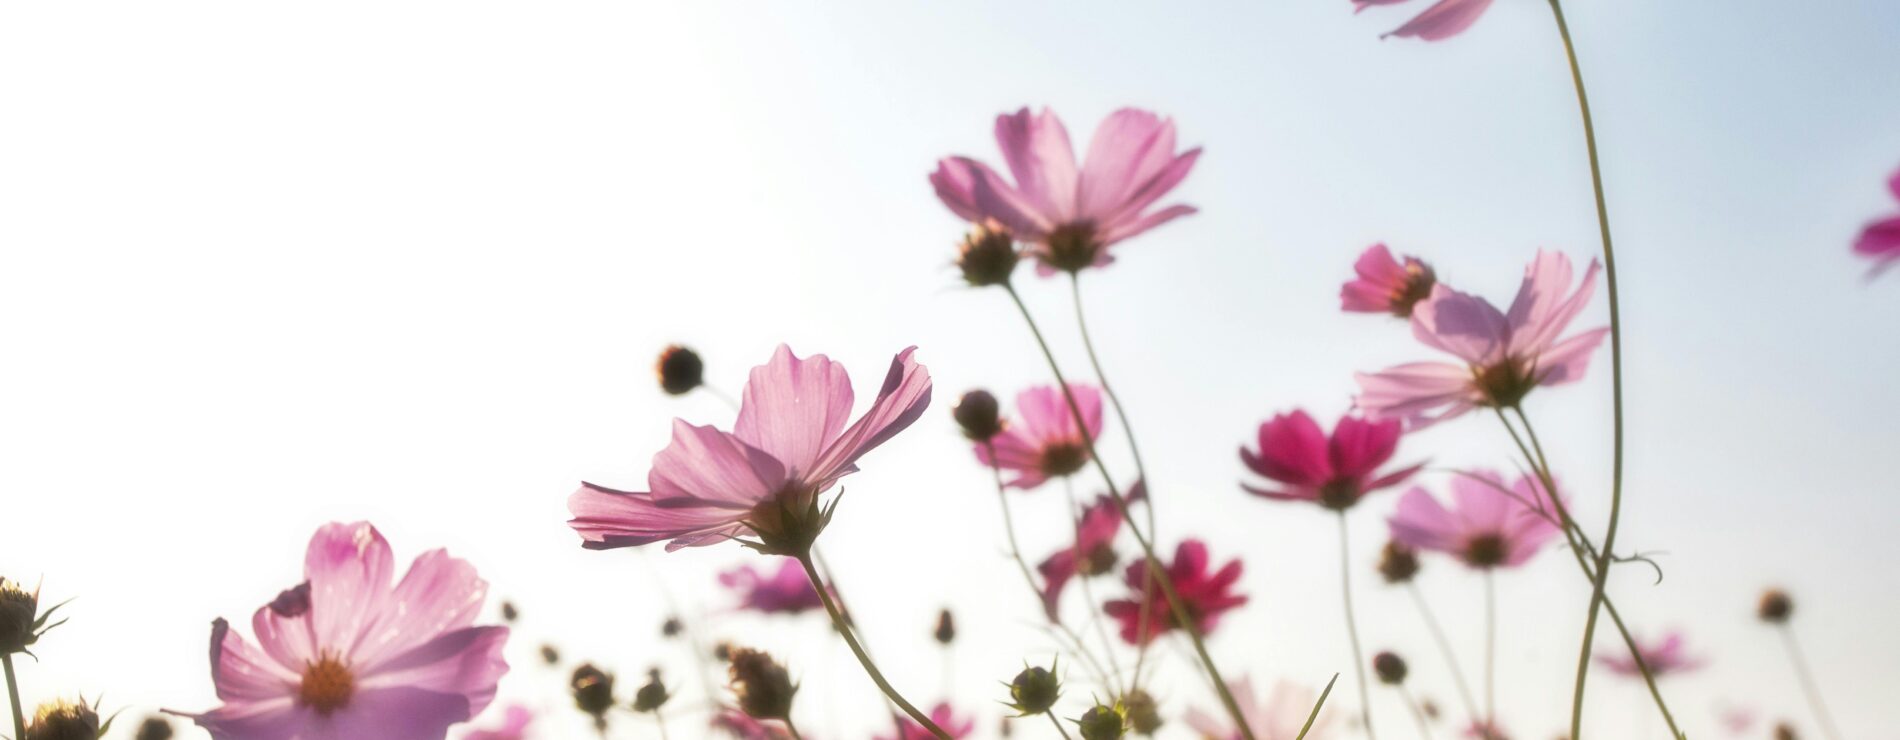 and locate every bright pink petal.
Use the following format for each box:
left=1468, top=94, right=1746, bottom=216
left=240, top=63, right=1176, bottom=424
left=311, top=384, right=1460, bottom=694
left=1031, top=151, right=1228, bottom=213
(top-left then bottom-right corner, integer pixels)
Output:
left=1342, top=243, right=1407, bottom=312
left=995, top=108, right=1080, bottom=222
left=1449, top=470, right=1514, bottom=531
left=1889, top=168, right=1900, bottom=201
left=1509, top=251, right=1600, bottom=355
left=1383, top=0, right=1497, bottom=41
left=974, top=429, right=1049, bottom=490
left=314, top=686, right=478, bottom=740
left=734, top=344, right=854, bottom=478
left=1854, top=215, right=1900, bottom=260
left=1533, top=327, right=1609, bottom=387
left=648, top=420, right=788, bottom=509
left=1412, top=285, right=1508, bottom=365
left=567, top=483, right=747, bottom=551
left=807, top=346, right=933, bottom=488
left=1329, top=414, right=1402, bottom=480
left=1242, top=410, right=1333, bottom=486
left=1036, top=550, right=1077, bottom=622
left=185, top=700, right=301, bottom=740
left=1017, top=383, right=1103, bottom=444
left=304, top=522, right=395, bottom=657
